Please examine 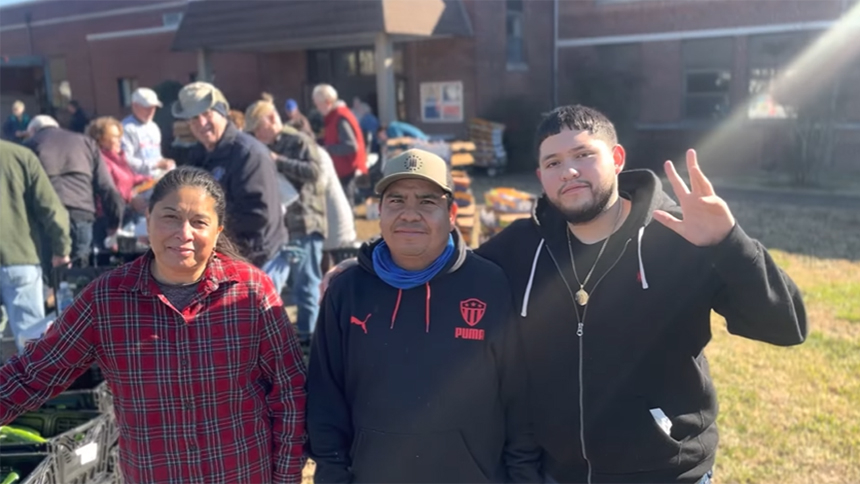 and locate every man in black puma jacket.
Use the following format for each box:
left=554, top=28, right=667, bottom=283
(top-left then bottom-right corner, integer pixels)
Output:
left=308, top=149, right=540, bottom=483
left=475, top=105, right=806, bottom=483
